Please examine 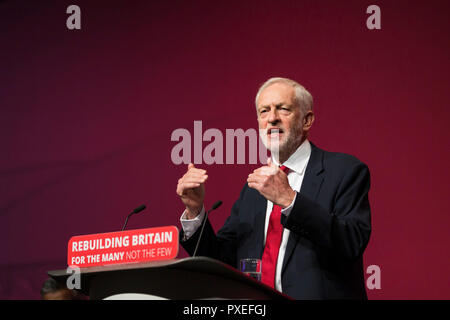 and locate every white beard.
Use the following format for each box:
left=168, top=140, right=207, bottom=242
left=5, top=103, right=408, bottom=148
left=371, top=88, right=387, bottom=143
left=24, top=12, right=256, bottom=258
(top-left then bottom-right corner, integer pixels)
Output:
left=259, top=124, right=303, bottom=163
left=259, top=128, right=281, bottom=162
